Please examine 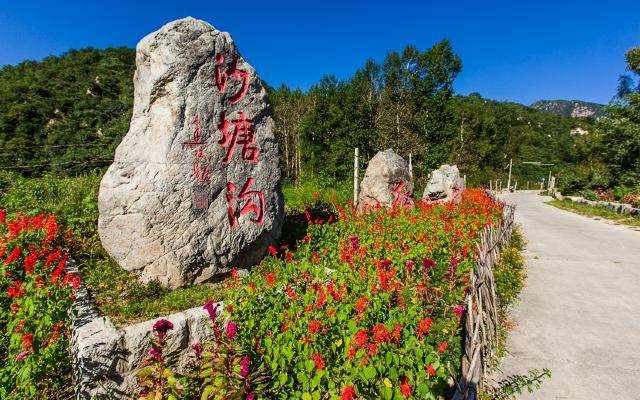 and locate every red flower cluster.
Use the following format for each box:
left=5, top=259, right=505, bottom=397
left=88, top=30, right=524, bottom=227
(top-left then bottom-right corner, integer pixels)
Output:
left=311, top=353, right=325, bottom=370
left=416, top=317, right=432, bottom=339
